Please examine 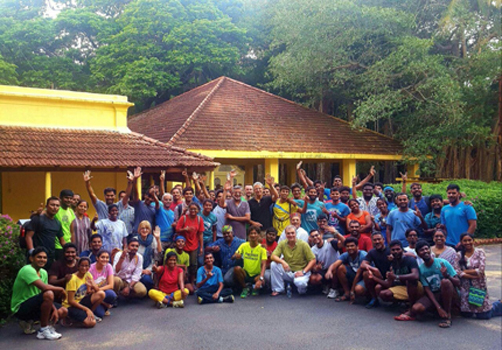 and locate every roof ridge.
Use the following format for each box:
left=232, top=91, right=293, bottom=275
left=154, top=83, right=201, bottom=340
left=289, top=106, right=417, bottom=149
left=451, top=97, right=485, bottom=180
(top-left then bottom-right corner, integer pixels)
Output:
left=212, top=77, right=398, bottom=143
left=128, top=77, right=225, bottom=122
left=167, top=77, right=226, bottom=146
